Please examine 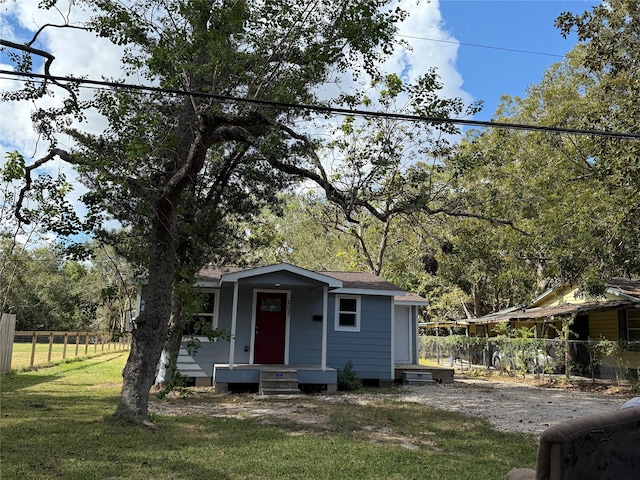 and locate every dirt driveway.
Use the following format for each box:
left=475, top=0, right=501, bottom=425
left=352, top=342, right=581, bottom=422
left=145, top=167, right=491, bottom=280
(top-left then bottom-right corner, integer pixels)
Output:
left=150, top=376, right=634, bottom=438
left=397, top=377, right=631, bottom=435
